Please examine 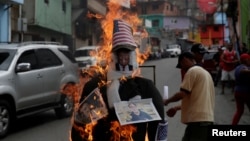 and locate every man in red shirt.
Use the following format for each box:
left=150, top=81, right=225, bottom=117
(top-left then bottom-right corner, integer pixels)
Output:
left=220, top=42, right=239, bottom=94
